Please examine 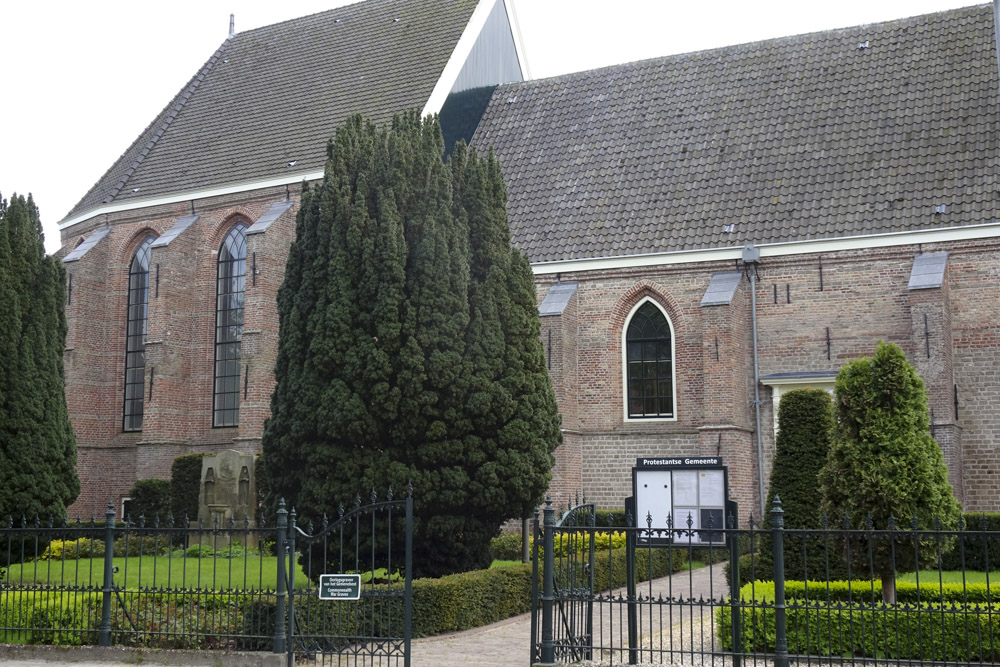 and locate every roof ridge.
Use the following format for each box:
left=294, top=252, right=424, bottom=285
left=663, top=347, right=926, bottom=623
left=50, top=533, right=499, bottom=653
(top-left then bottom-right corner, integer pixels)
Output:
left=102, top=38, right=233, bottom=206
left=496, top=2, right=986, bottom=89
